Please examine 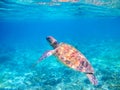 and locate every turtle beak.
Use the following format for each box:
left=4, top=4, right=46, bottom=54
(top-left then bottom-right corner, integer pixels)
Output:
left=46, top=36, right=54, bottom=44
left=46, top=36, right=58, bottom=48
